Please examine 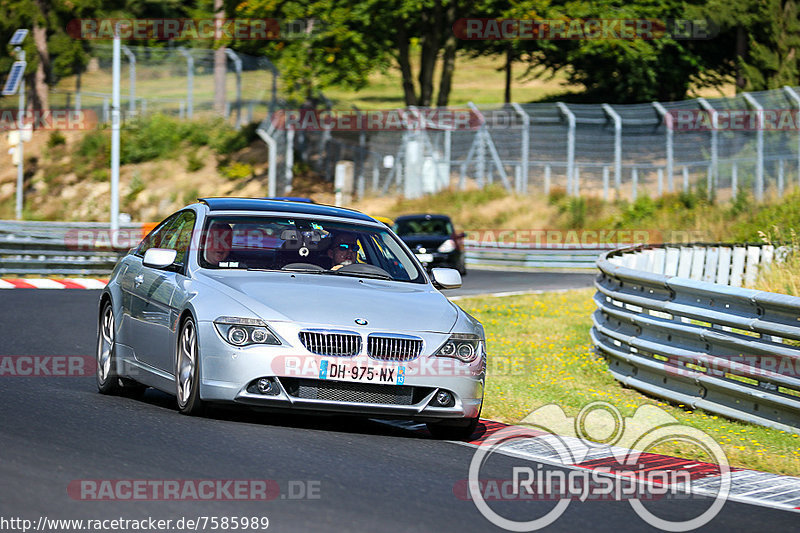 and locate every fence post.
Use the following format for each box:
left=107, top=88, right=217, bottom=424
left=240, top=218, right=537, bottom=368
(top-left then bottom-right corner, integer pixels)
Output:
left=256, top=128, right=277, bottom=197
left=511, top=103, right=529, bottom=194
left=697, top=98, right=718, bottom=196
left=544, top=164, right=551, bottom=195
left=652, top=102, right=674, bottom=192
left=632, top=167, right=638, bottom=201
left=556, top=102, right=576, bottom=196
left=121, top=45, right=136, bottom=115
left=683, top=165, right=689, bottom=191
left=732, top=162, right=738, bottom=196
left=778, top=159, right=785, bottom=196
left=742, top=93, right=764, bottom=201
left=602, top=103, right=622, bottom=195
left=444, top=128, right=452, bottom=189
left=103, top=97, right=109, bottom=123
left=285, top=126, right=295, bottom=194
left=602, top=166, right=609, bottom=201
left=574, top=165, right=580, bottom=195
left=783, top=86, right=800, bottom=185
left=657, top=168, right=664, bottom=197
left=178, top=47, right=194, bottom=119
left=224, top=48, right=243, bottom=129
